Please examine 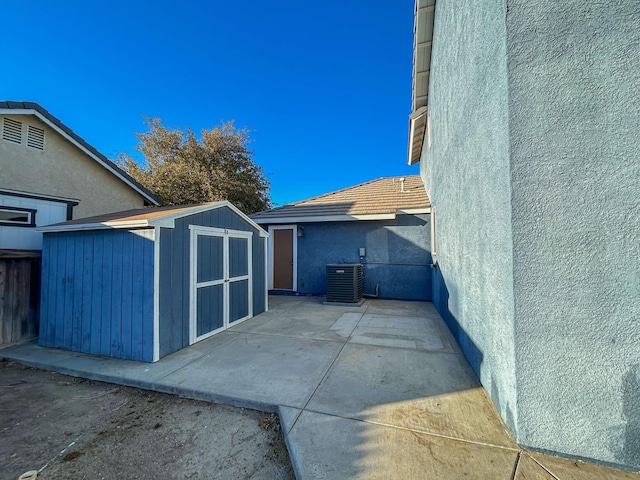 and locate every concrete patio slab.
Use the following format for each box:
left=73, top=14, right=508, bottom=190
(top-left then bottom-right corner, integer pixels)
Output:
left=250, top=309, right=358, bottom=342
left=364, top=299, right=438, bottom=317
left=1, top=340, right=83, bottom=367
left=158, top=333, right=344, bottom=408
left=278, top=406, right=303, bottom=434
left=3, top=295, right=637, bottom=479
left=514, top=453, right=557, bottom=479
left=306, top=342, right=517, bottom=448
left=287, top=410, right=519, bottom=479
left=53, top=331, right=242, bottom=383
left=329, top=312, right=363, bottom=338
left=528, top=452, right=640, bottom=480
